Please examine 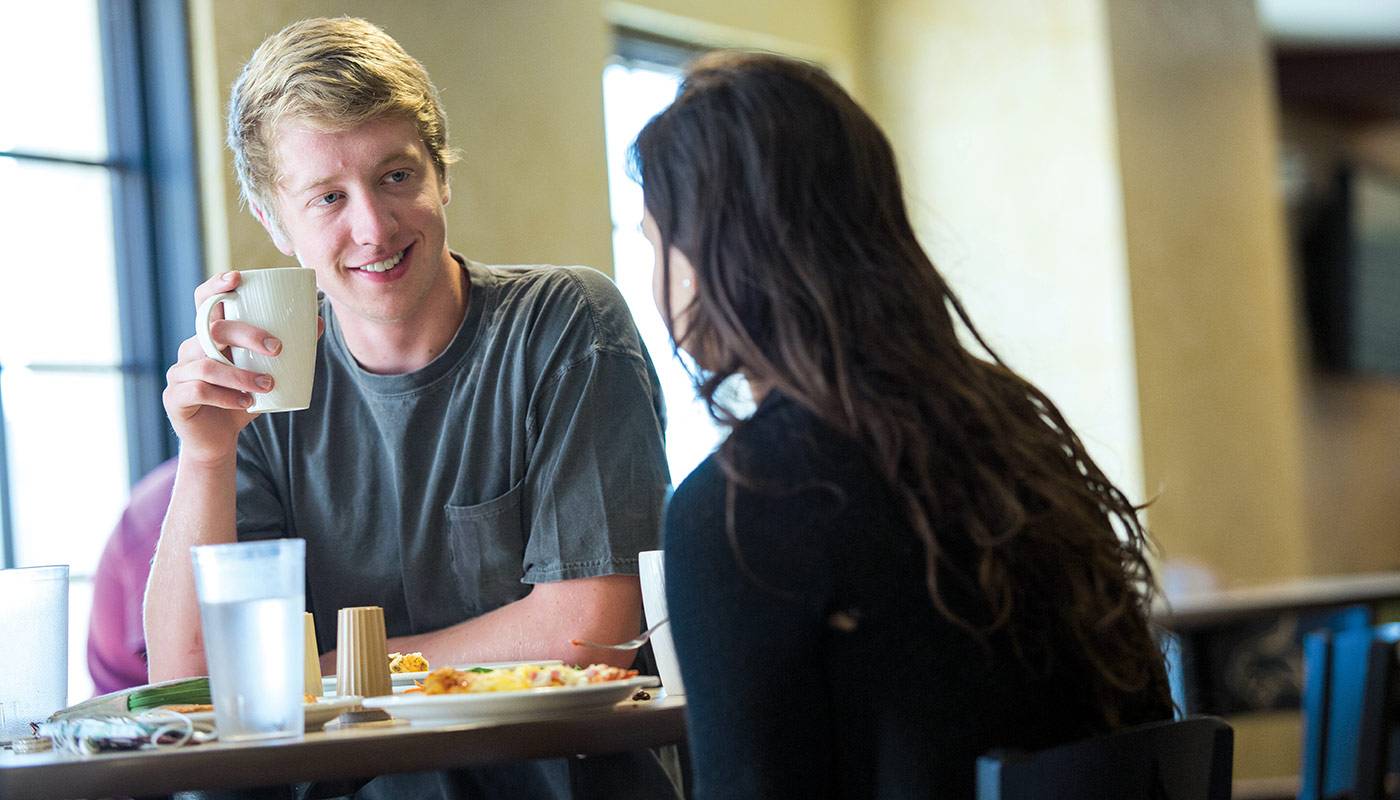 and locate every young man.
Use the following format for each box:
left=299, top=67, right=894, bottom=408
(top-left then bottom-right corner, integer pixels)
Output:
left=146, top=17, right=674, bottom=798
